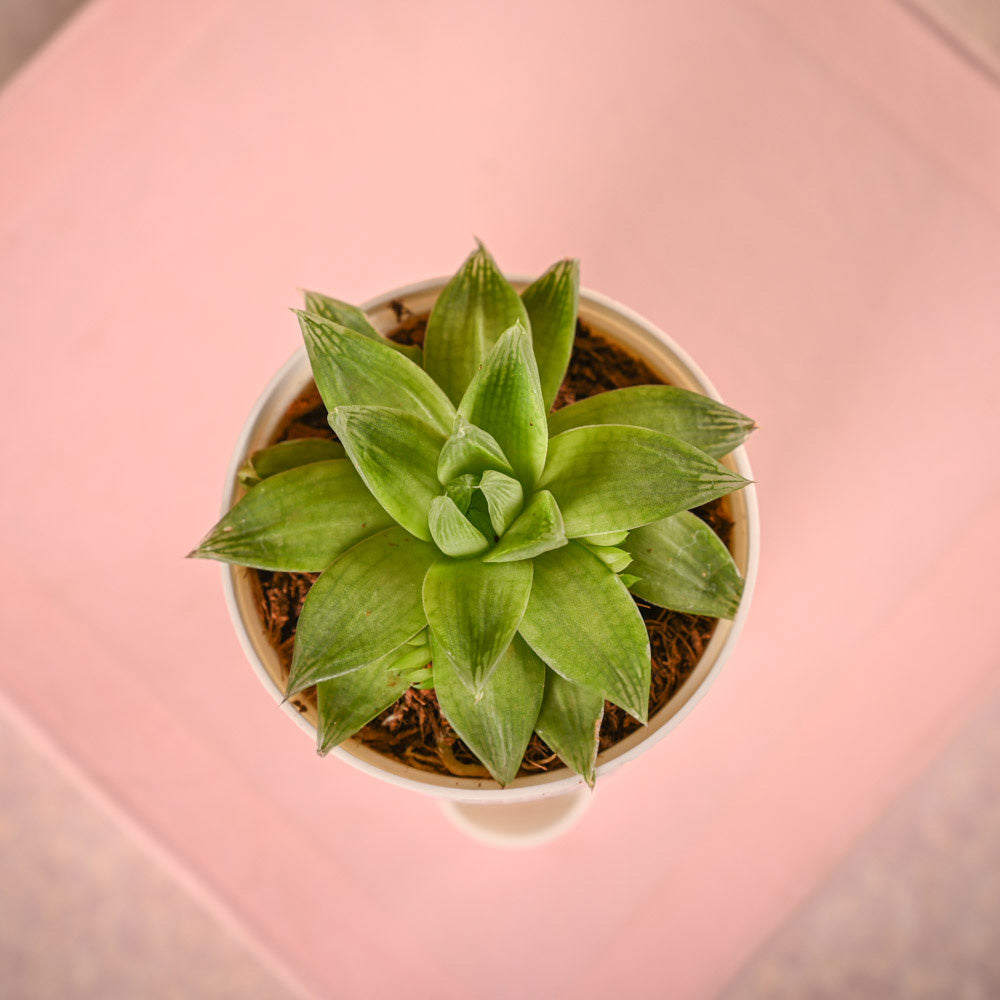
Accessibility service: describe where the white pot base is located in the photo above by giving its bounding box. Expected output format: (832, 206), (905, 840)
(439, 787), (592, 848)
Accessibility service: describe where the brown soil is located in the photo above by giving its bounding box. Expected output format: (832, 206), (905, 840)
(251, 314), (733, 780)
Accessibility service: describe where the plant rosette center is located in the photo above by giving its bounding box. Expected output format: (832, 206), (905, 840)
(192, 243), (755, 788)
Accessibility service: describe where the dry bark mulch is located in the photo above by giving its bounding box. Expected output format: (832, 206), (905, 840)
(252, 314), (733, 779)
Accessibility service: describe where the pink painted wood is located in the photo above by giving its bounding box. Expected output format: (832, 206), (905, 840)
(2, 1), (999, 996)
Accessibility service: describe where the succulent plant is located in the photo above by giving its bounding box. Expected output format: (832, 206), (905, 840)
(192, 244), (754, 786)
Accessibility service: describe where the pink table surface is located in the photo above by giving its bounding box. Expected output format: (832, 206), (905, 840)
(2, 1), (1000, 997)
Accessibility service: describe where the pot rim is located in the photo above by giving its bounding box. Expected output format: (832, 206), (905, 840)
(221, 276), (759, 803)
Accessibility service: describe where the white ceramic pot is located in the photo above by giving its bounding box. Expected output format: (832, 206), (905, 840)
(220, 277), (759, 841)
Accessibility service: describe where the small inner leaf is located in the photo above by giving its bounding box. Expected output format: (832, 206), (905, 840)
(580, 543), (633, 574)
(444, 474), (477, 514)
(428, 495), (490, 558)
(623, 511), (744, 618)
(457, 323), (548, 489)
(521, 259), (580, 411)
(239, 438), (345, 486)
(287, 527), (437, 695)
(423, 242), (530, 406)
(437, 413), (514, 483)
(330, 405), (446, 542)
(432, 634), (545, 787)
(423, 557), (533, 695)
(478, 470), (524, 536)
(303, 290), (422, 364)
(464, 492), (495, 540)
(547, 384), (756, 459)
(580, 529), (629, 547)
(297, 311), (454, 433)
(393, 643), (434, 682)
(483, 490), (567, 563)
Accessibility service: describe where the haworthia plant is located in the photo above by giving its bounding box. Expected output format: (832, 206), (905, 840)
(191, 243), (756, 787)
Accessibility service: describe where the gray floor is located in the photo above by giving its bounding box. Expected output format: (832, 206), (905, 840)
(0, 0), (88, 85)
(0, 4), (293, 994)
(2, 1), (1000, 997)
(907, 0), (1000, 79)
(0, 719), (299, 1000)
(723, 686), (1000, 999)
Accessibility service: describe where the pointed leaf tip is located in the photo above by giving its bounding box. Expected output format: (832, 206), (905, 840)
(423, 558), (533, 695)
(433, 633), (545, 786)
(300, 291), (423, 364)
(534, 669), (604, 787)
(519, 542), (650, 724)
(315, 651), (412, 755)
(457, 324), (547, 489)
(286, 527), (436, 695)
(521, 258), (580, 410)
(624, 511), (744, 618)
(193, 461), (393, 572)
(540, 425), (749, 537)
(423, 245), (529, 405)
(299, 311), (453, 432)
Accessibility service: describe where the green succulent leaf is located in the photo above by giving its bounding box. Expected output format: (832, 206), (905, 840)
(580, 544), (633, 574)
(534, 670), (605, 787)
(432, 633), (545, 786)
(297, 312), (454, 434)
(444, 474), (477, 514)
(423, 243), (530, 405)
(457, 323), (548, 489)
(190, 460), (392, 572)
(520, 259), (580, 410)
(539, 425), (749, 537)
(428, 495), (490, 557)
(302, 290), (423, 364)
(464, 492), (495, 540)
(580, 529), (629, 546)
(286, 527), (436, 696)
(519, 541), (650, 722)
(478, 470), (524, 536)
(238, 438), (345, 486)
(423, 557), (533, 695)
(406, 668), (434, 689)
(548, 385), (755, 459)
(437, 414), (514, 483)
(618, 573), (640, 589)
(482, 489), (566, 563)
(316, 651), (413, 755)
(330, 406), (446, 542)
(390, 640), (435, 675)
(623, 511), (744, 618)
